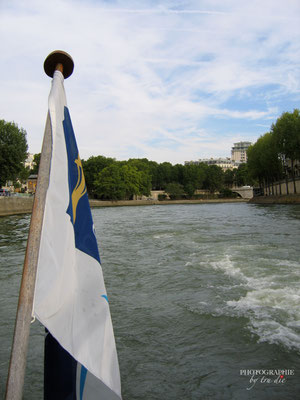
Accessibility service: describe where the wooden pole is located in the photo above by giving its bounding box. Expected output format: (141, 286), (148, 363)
(5, 51), (74, 400)
(5, 112), (52, 400)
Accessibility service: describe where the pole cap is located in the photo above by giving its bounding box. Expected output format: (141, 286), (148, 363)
(44, 50), (74, 79)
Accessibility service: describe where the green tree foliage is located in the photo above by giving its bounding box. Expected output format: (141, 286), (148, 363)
(247, 141), (264, 186)
(31, 153), (41, 174)
(235, 163), (255, 187)
(224, 169), (235, 187)
(271, 109), (300, 193)
(146, 160), (160, 189)
(172, 164), (185, 186)
(94, 164), (124, 200)
(165, 182), (185, 199)
(203, 165), (224, 193)
(83, 155), (233, 199)
(247, 132), (283, 193)
(0, 120), (28, 186)
(82, 155), (115, 197)
(127, 158), (152, 196)
(19, 166), (31, 184)
(94, 163), (146, 200)
(272, 109), (300, 162)
(156, 162), (174, 189)
(182, 163), (206, 197)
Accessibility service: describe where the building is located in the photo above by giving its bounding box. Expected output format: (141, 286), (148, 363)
(185, 157), (237, 171)
(231, 141), (252, 164)
(27, 174), (38, 193)
(185, 141), (252, 170)
(25, 153), (34, 170)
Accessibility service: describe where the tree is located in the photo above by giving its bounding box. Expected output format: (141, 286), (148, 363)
(94, 163), (125, 200)
(0, 120), (28, 187)
(156, 162), (173, 189)
(127, 158), (152, 196)
(120, 164), (145, 199)
(82, 155), (115, 197)
(247, 132), (282, 194)
(30, 153), (41, 174)
(203, 165), (224, 193)
(19, 166), (31, 184)
(182, 163), (206, 196)
(247, 141), (264, 188)
(235, 163), (254, 187)
(94, 163), (146, 200)
(147, 160), (160, 190)
(165, 182), (185, 199)
(271, 109), (300, 193)
(224, 169), (235, 187)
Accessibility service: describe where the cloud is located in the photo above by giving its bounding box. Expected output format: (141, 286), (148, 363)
(0, 0), (299, 164)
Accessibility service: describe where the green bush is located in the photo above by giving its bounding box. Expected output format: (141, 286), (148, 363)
(158, 194), (167, 201)
(218, 188), (238, 198)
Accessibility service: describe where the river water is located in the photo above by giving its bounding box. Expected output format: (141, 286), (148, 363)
(0, 203), (300, 399)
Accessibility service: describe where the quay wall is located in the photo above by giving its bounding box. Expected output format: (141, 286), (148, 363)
(2, 195), (299, 217)
(249, 194), (300, 204)
(0, 197), (34, 216)
(262, 177), (300, 196)
(0, 197), (248, 217)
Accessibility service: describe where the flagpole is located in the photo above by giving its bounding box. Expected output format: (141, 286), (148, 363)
(5, 51), (74, 400)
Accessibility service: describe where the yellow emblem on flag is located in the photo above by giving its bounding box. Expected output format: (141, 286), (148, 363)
(71, 157), (87, 224)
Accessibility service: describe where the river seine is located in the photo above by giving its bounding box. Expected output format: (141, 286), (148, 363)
(1, 203), (300, 399)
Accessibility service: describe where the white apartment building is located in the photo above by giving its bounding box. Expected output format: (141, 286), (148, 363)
(185, 157), (236, 171)
(185, 141), (252, 170)
(24, 153), (34, 170)
(231, 141), (252, 164)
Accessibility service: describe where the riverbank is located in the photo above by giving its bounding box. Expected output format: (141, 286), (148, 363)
(0, 197), (248, 217)
(0, 197), (34, 216)
(89, 198), (248, 208)
(249, 194), (300, 204)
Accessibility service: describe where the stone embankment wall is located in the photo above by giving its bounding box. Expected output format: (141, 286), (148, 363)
(0, 197), (248, 217)
(0, 197), (34, 216)
(263, 178), (300, 196)
(250, 177), (300, 204)
(249, 194), (300, 204)
(89, 198), (248, 208)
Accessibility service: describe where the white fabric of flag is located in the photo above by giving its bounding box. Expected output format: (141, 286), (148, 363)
(33, 70), (121, 399)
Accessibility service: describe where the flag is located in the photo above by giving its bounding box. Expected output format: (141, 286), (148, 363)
(33, 70), (122, 399)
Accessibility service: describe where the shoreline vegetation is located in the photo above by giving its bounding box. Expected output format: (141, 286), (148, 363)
(1, 195), (300, 217)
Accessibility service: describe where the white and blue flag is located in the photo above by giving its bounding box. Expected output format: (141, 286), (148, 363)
(33, 70), (121, 399)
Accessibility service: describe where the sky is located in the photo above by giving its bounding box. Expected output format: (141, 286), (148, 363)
(0, 0), (299, 164)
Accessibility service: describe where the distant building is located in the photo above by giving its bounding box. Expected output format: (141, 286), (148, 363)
(231, 141), (252, 164)
(25, 153), (34, 170)
(185, 140), (252, 170)
(185, 157), (236, 171)
(27, 174), (38, 193)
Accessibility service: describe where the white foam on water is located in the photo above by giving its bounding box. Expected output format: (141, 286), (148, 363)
(250, 319), (300, 351)
(210, 255), (246, 281)
(227, 287), (300, 351)
(202, 252), (300, 351)
(153, 233), (174, 239)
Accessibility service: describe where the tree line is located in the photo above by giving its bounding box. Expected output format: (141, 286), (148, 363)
(0, 120), (28, 188)
(3, 108), (298, 199)
(0, 117), (252, 199)
(247, 109), (300, 194)
(81, 156), (250, 200)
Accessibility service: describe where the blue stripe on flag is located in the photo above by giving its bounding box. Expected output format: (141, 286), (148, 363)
(101, 294), (109, 303)
(63, 107), (101, 263)
(80, 365), (88, 400)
